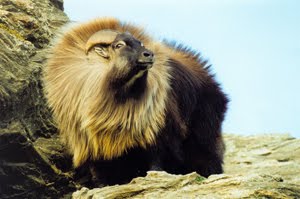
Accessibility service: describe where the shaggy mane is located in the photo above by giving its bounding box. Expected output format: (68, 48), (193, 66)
(44, 17), (172, 167)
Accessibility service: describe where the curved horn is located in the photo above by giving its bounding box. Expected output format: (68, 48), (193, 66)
(85, 30), (119, 54)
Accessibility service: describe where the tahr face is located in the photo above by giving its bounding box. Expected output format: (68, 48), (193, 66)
(106, 33), (155, 100)
(88, 31), (155, 101)
(111, 33), (154, 72)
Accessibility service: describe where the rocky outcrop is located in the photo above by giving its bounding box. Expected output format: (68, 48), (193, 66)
(74, 172), (300, 199)
(0, 0), (67, 138)
(0, 0), (75, 198)
(73, 134), (300, 199)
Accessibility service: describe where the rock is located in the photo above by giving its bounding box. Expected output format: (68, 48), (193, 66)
(0, 0), (68, 139)
(224, 134), (300, 185)
(0, 0), (76, 198)
(0, 122), (75, 198)
(73, 134), (300, 198)
(73, 171), (300, 199)
(34, 135), (73, 173)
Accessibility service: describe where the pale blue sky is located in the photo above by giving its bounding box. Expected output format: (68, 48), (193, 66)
(64, 0), (300, 138)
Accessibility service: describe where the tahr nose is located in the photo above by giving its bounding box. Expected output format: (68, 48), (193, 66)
(142, 50), (154, 58)
(138, 49), (154, 64)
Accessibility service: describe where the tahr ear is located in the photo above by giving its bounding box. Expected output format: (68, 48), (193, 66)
(94, 46), (109, 59)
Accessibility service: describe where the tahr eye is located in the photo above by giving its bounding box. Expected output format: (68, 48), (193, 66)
(115, 42), (126, 49)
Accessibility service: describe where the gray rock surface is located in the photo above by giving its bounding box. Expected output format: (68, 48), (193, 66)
(74, 172), (299, 199)
(224, 134), (300, 185)
(73, 134), (300, 199)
